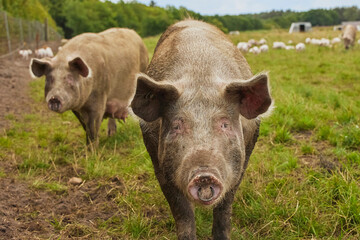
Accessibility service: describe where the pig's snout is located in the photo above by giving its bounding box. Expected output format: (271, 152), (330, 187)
(188, 173), (222, 205)
(48, 96), (62, 112)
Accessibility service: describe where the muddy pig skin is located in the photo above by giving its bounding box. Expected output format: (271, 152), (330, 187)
(131, 20), (272, 239)
(30, 28), (148, 145)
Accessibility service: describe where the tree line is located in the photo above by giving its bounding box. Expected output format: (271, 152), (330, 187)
(1, 0), (360, 39)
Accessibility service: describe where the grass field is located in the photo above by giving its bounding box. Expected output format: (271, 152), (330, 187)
(1, 27), (360, 239)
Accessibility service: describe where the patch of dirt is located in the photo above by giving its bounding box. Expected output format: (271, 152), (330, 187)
(0, 176), (125, 239)
(0, 57), (33, 130)
(0, 41), (61, 130)
(293, 131), (341, 172)
(0, 45), (127, 239)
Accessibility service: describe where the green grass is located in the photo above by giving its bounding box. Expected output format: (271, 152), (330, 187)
(1, 26), (360, 239)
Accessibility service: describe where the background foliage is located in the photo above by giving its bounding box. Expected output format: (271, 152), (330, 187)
(1, 0), (360, 38)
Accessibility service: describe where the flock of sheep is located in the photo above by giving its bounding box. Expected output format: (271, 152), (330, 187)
(18, 24), (359, 60)
(18, 46), (54, 60)
(237, 24), (358, 54)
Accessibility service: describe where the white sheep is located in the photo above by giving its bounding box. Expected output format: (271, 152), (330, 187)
(310, 38), (321, 45)
(249, 46), (260, 54)
(35, 47), (54, 58)
(320, 38), (330, 47)
(285, 45), (295, 50)
(237, 42), (250, 53)
(305, 37), (311, 44)
(45, 47), (54, 57)
(295, 43), (306, 51)
(331, 37), (341, 44)
(259, 44), (269, 52)
(248, 39), (258, 47)
(259, 38), (267, 45)
(19, 49), (32, 60)
(273, 41), (286, 49)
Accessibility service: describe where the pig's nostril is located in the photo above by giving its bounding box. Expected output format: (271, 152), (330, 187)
(48, 97), (62, 112)
(188, 174), (223, 205)
(197, 186), (214, 202)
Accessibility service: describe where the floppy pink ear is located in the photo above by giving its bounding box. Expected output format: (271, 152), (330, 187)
(131, 74), (181, 122)
(225, 73), (272, 119)
(30, 58), (51, 77)
(69, 57), (90, 77)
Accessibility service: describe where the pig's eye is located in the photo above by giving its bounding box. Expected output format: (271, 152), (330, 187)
(171, 119), (184, 135)
(218, 118), (232, 132)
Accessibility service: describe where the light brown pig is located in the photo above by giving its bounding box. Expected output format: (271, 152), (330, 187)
(30, 28), (148, 145)
(131, 20), (272, 239)
(342, 24), (357, 49)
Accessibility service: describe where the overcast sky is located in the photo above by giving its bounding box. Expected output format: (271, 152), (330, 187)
(120, 0), (360, 15)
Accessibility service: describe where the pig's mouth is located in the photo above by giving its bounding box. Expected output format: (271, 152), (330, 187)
(188, 173), (223, 206)
(48, 96), (63, 112)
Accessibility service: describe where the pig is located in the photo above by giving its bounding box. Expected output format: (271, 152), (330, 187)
(342, 24), (356, 49)
(30, 28), (148, 145)
(131, 19), (272, 239)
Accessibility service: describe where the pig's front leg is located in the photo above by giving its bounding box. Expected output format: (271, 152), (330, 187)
(160, 183), (197, 240)
(72, 110), (86, 131)
(212, 189), (236, 240)
(79, 109), (103, 147)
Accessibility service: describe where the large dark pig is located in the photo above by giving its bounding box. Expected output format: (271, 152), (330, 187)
(131, 20), (272, 239)
(30, 28), (148, 145)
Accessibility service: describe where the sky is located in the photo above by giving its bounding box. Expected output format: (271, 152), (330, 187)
(120, 0), (360, 15)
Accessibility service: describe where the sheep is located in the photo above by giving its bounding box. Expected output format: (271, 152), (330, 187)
(35, 46), (54, 58)
(305, 37), (311, 44)
(310, 38), (321, 45)
(45, 47), (54, 57)
(259, 44), (269, 53)
(295, 43), (306, 51)
(237, 42), (250, 53)
(249, 46), (261, 54)
(248, 39), (258, 47)
(342, 24), (356, 49)
(331, 37), (341, 44)
(285, 45), (295, 50)
(273, 41), (286, 49)
(320, 38), (330, 47)
(35, 48), (45, 58)
(19, 49), (32, 60)
(259, 38), (267, 45)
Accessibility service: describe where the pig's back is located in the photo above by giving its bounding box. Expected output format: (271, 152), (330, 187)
(148, 20), (252, 83)
(61, 28), (143, 64)
(58, 28), (147, 103)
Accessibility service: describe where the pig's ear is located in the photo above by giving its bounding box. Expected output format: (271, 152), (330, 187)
(131, 73), (181, 122)
(69, 57), (91, 78)
(30, 58), (51, 78)
(224, 73), (272, 119)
